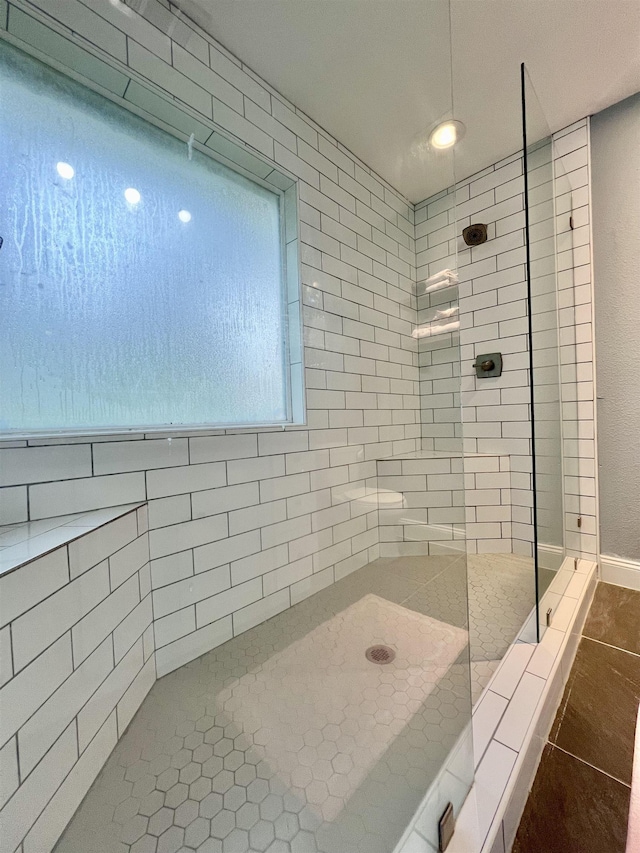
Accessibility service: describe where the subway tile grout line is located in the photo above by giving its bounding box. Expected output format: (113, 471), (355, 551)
(0, 595), (150, 760)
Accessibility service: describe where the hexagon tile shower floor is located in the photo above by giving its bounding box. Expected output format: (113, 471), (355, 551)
(55, 553), (532, 853)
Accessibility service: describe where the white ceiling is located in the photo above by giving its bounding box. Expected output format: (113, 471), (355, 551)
(176, 0), (640, 203)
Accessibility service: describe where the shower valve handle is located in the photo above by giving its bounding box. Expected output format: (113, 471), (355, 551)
(473, 352), (503, 378)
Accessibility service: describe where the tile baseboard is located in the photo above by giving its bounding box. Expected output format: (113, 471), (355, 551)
(600, 554), (640, 591)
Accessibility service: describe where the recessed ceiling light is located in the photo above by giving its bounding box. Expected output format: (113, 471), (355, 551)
(124, 187), (141, 205)
(178, 210), (192, 223)
(429, 120), (466, 150)
(56, 162), (75, 179)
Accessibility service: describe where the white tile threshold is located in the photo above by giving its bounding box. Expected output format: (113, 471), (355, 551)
(396, 556), (597, 853)
(0, 503), (144, 576)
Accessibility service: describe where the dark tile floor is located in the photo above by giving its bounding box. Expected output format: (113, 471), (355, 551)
(513, 581), (640, 853)
(550, 637), (639, 785)
(583, 582), (640, 656)
(513, 744), (630, 853)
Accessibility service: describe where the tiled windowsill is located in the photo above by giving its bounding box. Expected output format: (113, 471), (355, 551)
(0, 503), (144, 577)
(396, 557), (597, 853)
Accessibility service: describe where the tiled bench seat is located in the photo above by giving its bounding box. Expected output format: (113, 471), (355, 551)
(0, 503), (154, 853)
(377, 450), (515, 556)
(0, 504), (146, 577)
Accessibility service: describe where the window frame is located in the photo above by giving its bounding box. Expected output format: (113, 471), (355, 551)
(0, 32), (305, 440)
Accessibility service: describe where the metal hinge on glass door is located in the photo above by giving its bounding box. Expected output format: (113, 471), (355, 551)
(438, 802), (455, 851)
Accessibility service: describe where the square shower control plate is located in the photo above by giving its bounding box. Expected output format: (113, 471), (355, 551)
(474, 352), (503, 378)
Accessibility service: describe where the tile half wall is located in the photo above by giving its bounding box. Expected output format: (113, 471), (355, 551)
(0, 506), (154, 853)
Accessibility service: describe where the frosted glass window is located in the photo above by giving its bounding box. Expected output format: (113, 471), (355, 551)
(0, 44), (296, 434)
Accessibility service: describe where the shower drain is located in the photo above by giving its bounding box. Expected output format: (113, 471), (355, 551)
(365, 645), (396, 665)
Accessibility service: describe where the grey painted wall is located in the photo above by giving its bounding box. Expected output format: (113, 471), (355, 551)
(591, 93), (640, 562)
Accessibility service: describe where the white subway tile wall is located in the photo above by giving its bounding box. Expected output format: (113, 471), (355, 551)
(377, 453), (466, 557)
(553, 121), (598, 561)
(415, 119), (595, 561)
(0, 2), (597, 849)
(0, 509), (154, 853)
(0, 0), (421, 681)
(416, 155), (533, 557)
(0, 5), (596, 654)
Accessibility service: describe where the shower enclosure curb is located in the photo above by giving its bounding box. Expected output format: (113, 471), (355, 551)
(397, 557), (597, 853)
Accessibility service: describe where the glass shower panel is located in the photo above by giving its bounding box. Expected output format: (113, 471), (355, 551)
(521, 65), (567, 640)
(375, 3), (474, 846)
(405, 210), (472, 846)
